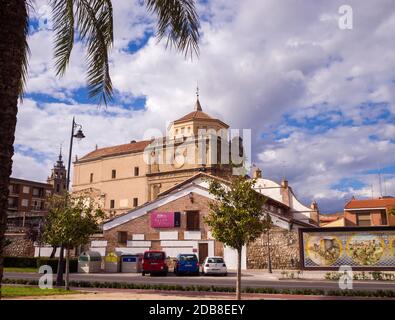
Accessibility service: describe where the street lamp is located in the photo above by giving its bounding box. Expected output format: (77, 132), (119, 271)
(66, 117), (85, 191)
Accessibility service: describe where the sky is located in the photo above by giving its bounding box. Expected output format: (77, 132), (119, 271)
(13, 0), (395, 214)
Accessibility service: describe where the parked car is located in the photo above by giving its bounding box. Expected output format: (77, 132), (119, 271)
(174, 254), (200, 276)
(142, 251), (168, 276)
(202, 256), (227, 276)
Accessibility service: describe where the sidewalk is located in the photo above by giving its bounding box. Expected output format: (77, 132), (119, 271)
(235, 269), (330, 281)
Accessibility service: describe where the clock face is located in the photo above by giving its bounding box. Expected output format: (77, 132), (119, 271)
(173, 148), (186, 169)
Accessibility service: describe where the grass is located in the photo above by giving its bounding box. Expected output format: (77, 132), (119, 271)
(4, 267), (37, 273)
(1, 285), (78, 298)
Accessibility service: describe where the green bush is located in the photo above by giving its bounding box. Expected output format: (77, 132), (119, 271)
(4, 257), (37, 268)
(36, 258), (78, 273)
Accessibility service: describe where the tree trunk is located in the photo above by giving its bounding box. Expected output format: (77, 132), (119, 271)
(50, 246), (57, 259)
(65, 248), (70, 290)
(56, 245), (65, 286)
(236, 247), (242, 300)
(0, 0), (28, 299)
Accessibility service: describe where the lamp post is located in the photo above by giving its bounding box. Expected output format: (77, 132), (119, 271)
(56, 117), (85, 287)
(66, 117), (85, 191)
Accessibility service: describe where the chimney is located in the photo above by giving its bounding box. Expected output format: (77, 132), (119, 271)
(281, 179), (290, 207)
(310, 200), (320, 225)
(253, 167), (262, 179)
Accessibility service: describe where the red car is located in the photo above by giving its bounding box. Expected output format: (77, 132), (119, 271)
(142, 251), (168, 276)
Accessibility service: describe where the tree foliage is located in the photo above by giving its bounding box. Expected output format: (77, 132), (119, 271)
(205, 176), (270, 251)
(42, 193), (104, 250)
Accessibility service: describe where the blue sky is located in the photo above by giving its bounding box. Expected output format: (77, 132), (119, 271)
(12, 0), (395, 214)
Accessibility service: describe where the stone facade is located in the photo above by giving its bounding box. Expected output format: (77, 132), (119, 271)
(247, 226), (300, 270)
(4, 233), (35, 257)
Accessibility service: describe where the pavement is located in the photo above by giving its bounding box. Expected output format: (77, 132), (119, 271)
(4, 270), (395, 292)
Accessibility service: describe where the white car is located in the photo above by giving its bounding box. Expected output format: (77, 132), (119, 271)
(202, 256), (227, 276)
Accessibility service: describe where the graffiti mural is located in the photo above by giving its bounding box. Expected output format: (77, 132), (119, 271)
(299, 227), (395, 270)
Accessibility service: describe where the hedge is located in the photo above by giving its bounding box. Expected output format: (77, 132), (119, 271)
(4, 257), (37, 268)
(4, 257), (78, 273)
(2, 278), (395, 298)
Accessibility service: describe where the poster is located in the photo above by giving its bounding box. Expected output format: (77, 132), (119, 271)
(300, 228), (395, 269)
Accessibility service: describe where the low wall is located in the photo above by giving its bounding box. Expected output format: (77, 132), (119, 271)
(4, 233), (35, 257)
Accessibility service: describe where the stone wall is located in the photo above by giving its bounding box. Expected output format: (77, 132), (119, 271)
(247, 226), (300, 270)
(4, 233), (35, 257)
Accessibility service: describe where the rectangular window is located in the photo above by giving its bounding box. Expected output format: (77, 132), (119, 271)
(134, 167), (139, 176)
(110, 199), (115, 209)
(21, 199), (29, 207)
(133, 198), (138, 207)
(90, 173), (94, 183)
(117, 231), (127, 245)
(357, 213), (371, 226)
(186, 211), (200, 230)
(111, 170), (116, 179)
(32, 188), (40, 196)
(22, 186), (30, 194)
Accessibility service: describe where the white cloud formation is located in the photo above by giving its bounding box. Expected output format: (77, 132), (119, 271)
(13, 0), (395, 213)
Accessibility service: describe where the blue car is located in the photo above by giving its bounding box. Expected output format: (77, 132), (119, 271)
(174, 254), (200, 276)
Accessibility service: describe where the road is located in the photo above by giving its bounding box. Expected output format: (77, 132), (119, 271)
(4, 272), (395, 292)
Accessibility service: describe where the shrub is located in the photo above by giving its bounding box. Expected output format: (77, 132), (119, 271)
(4, 256), (37, 268)
(36, 258), (78, 273)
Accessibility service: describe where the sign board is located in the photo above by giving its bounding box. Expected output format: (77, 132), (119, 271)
(299, 227), (395, 270)
(151, 212), (179, 228)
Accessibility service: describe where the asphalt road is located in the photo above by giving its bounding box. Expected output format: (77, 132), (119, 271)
(4, 272), (395, 292)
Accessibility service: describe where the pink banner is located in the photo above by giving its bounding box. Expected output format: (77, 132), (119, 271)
(151, 212), (175, 228)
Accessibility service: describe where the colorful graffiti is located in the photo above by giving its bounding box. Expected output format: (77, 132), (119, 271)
(301, 229), (395, 269)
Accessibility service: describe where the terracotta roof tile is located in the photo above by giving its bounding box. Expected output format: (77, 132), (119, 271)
(345, 198), (395, 209)
(79, 140), (152, 162)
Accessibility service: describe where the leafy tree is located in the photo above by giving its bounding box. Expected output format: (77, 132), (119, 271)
(42, 193), (104, 290)
(0, 0), (199, 296)
(205, 175), (269, 300)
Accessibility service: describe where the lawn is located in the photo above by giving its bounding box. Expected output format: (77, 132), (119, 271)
(1, 285), (78, 298)
(4, 267), (38, 273)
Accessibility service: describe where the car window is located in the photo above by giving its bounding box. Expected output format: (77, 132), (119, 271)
(179, 255), (197, 261)
(144, 252), (164, 260)
(207, 258), (224, 263)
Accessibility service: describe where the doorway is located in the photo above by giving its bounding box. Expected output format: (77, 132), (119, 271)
(198, 243), (208, 264)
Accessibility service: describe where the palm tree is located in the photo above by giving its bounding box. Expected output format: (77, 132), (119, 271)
(0, 0), (199, 295)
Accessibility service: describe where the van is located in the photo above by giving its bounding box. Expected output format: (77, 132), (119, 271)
(142, 251), (168, 276)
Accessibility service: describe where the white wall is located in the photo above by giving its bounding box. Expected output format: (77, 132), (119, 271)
(223, 246), (247, 270)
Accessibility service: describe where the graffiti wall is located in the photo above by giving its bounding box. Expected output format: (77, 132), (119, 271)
(299, 227), (395, 270)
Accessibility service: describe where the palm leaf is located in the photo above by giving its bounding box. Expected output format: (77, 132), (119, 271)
(50, 0), (114, 105)
(18, 1), (32, 99)
(146, 0), (200, 59)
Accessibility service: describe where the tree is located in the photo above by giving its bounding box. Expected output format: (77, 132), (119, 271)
(0, 0), (199, 297)
(205, 175), (270, 300)
(42, 193), (104, 290)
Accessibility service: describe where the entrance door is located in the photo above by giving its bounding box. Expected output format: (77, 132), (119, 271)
(198, 243), (208, 264)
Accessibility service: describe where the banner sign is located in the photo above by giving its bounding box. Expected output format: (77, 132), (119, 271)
(299, 227), (395, 270)
(151, 212), (175, 228)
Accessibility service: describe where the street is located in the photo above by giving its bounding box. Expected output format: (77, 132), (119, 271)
(4, 271), (395, 292)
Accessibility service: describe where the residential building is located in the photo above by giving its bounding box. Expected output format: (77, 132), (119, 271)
(6, 178), (53, 231)
(319, 212), (345, 227)
(344, 197), (395, 226)
(72, 97), (236, 217)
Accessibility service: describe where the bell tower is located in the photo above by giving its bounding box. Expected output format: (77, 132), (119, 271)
(47, 146), (67, 195)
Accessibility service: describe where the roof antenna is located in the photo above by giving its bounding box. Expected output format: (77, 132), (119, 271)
(196, 81), (199, 100)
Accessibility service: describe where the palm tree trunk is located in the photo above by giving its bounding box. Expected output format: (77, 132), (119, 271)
(236, 247), (242, 300)
(0, 0), (28, 299)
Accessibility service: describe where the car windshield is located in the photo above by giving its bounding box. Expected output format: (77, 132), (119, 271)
(207, 258), (224, 263)
(144, 252), (164, 260)
(179, 255), (197, 261)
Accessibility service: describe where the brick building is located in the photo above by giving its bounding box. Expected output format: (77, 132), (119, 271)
(92, 173), (316, 269)
(344, 197), (395, 226)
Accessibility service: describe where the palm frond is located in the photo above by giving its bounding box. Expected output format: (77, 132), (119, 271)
(18, 1), (31, 100)
(51, 0), (75, 77)
(75, 0), (114, 105)
(146, 0), (200, 59)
